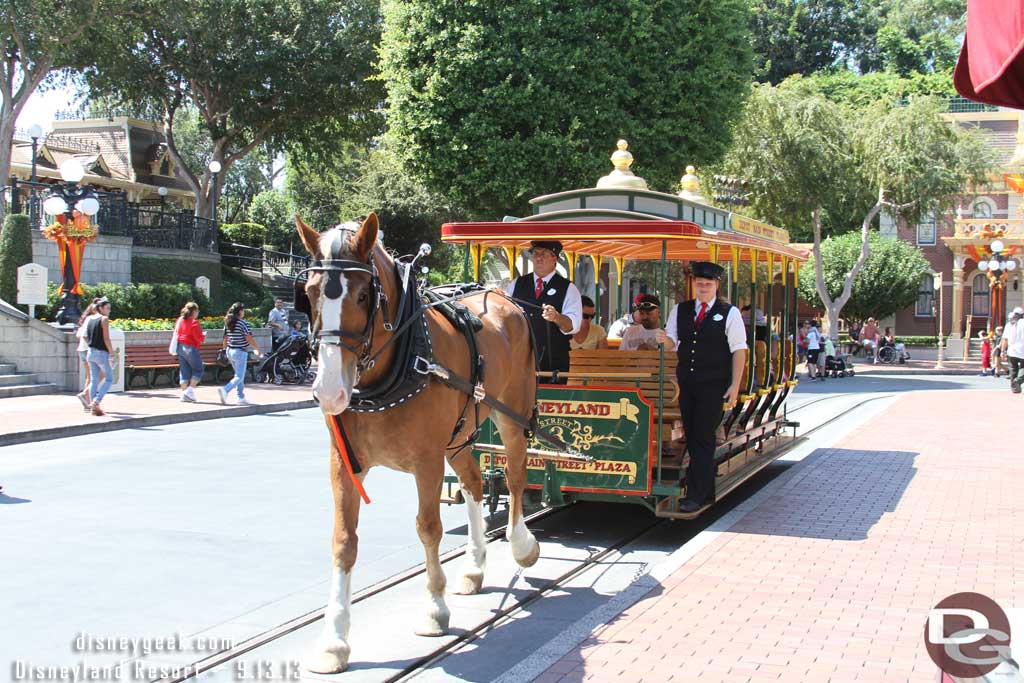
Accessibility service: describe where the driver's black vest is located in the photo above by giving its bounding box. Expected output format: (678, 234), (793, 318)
(676, 299), (734, 385)
(511, 273), (571, 372)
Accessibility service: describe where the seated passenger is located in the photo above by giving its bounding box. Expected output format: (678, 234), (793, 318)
(607, 294), (646, 340)
(570, 295), (609, 350)
(619, 294), (663, 350)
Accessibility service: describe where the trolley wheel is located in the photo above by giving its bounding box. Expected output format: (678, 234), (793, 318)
(256, 371), (269, 383)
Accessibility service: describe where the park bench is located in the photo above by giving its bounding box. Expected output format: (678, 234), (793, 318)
(125, 341), (256, 389)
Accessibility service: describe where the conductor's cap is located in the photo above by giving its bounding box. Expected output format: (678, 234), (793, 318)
(530, 240), (563, 255)
(690, 261), (725, 281)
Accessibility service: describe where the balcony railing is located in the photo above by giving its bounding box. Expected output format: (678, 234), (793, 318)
(6, 177), (216, 252)
(953, 218), (1024, 238)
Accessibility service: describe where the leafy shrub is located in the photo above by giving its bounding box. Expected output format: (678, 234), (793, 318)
(133, 256), (221, 301)
(217, 265), (274, 317)
(111, 316), (266, 331)
(0, 214), (33, 308)
(219, 222), (267, 247)
(37, 282), (212, 320)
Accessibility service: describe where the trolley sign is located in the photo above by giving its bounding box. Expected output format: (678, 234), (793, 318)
(474, 386), (654, 495)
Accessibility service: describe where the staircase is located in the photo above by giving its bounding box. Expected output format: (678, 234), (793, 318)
(0, 360), (60, 399)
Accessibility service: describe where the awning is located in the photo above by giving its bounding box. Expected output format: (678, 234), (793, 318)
(954, 0), (1024, 108)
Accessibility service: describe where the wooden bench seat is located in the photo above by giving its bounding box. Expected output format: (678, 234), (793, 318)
(125, 340), (255, 388)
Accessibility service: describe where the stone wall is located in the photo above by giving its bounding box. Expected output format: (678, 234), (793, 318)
(32, 234), (134, 285)
(0, 300), (78, 389)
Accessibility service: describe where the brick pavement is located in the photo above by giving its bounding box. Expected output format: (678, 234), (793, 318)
(531, 389), (1023, 683)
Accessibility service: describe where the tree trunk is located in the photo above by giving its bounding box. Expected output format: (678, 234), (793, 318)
(811, 190), (885, 341)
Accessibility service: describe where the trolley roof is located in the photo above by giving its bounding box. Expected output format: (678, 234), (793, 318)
(440, 219), (807, 262)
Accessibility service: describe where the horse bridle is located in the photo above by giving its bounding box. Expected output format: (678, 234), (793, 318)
(297, 227), (394, 376)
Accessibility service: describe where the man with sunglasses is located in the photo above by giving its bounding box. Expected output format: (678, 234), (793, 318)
(506, 240), (583, 382)
(571, 296), (609, 350)
(619, 294), (663, 350)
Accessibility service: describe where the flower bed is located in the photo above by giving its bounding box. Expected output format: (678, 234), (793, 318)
(113, 316), (267, 331)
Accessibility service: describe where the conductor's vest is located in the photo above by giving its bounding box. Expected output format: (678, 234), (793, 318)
(511, 273), (571, 372)
(675, 299), (734, 385)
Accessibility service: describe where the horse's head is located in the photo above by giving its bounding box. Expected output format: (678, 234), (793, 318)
(295, 213), (381, 415)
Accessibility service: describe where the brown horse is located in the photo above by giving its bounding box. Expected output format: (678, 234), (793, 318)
(295, 213), (541, 673)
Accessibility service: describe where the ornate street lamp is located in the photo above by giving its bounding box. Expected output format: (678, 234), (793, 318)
(158, 185), (168, 214)
(208, 160), (222, 225)
(28, 124), (43, 226)
(977, 239), (1018, 328)
(711, 175), (751, 207)
(41, 159), (100, 325)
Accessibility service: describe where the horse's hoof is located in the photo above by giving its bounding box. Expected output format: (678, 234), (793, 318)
(513, 538), (541, 568)
(415, 610), (450, 637)
(306, 638), (350, 674)
(455, 568), (484, 595)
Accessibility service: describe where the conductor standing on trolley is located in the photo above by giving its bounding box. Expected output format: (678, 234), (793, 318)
(659, 261), (747, 512)
(506, 240), (583, 382)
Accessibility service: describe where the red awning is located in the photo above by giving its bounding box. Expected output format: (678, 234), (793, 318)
(955, 0), (1024, 108)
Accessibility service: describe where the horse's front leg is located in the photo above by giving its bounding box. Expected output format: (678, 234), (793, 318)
(306, 453), (362, 674)
(495, 416), (540, 567)
(414, 469), (451, 636)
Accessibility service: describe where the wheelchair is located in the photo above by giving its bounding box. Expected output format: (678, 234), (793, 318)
(878, 342), (909, 364)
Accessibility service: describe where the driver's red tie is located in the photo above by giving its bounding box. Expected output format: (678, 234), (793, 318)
(535, 277), (544, 299)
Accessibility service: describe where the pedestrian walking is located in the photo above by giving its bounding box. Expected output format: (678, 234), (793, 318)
(218, 302), (262, 406)
(796, 321), (809, 368)
(978, 329), (993, 377)
(806, 320), (822, 380)
(84, 297), (114, 416)
(1001, 307), (1024, 393)
(992, 325), (1005, 377)
(74, 298), (101, 411)
(173, 302), (207, 402)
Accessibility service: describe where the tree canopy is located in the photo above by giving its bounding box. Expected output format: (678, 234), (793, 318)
(797, 232), (932, 322)
(715, 84), (995, 335)
(81, 0), (382, 218)
(379, 0), (753, 219)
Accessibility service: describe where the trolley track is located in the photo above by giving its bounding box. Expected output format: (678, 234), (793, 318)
(152, 392), (886, 683)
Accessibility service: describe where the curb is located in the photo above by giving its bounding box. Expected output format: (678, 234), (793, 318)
(855, 369), (980, 376)
(0, 399), (318, 448)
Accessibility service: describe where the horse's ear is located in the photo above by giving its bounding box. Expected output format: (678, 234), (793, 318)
(295, 215), (321, 256)
(353, 212), (379, 261)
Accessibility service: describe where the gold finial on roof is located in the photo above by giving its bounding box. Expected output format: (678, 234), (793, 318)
(597, 139), (648, 190)
(678, 165), (704, 201)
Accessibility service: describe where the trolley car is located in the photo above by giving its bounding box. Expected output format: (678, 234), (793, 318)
(439, 155), (807, 519)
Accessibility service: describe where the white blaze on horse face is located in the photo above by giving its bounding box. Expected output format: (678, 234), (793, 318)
(312, 231), (360, 414)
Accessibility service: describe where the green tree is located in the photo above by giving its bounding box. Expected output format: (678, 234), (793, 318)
(0, 213), (32, 307)
(0, 0), (130, 220)
(716, 85), (995, 338)
(749, 0), (863, 84)
(379, 0), (753, 219)
(797, 232), (931, 322)
(82, 0), (381, 218)
(247, 190), (293, 252)
(284, 143), (370, 233)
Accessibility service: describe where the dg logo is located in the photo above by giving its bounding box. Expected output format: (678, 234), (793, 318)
(924, 592), (1012, 678)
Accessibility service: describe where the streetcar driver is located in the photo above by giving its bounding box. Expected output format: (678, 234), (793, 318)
(506, 240), (583, 384)
(657, 261), (747, 513)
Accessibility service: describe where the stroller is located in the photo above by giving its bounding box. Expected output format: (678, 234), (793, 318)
(255, 333), (315, 385)
(825, 353), (856, 377)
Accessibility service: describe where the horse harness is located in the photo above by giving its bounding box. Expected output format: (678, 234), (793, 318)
(297, 230), (569, 464)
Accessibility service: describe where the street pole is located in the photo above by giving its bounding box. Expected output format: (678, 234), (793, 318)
(29, 124), (42, 226)
(935, 272), (945, 370)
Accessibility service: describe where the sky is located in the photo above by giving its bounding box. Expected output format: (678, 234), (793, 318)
(16, 85), (82, 133)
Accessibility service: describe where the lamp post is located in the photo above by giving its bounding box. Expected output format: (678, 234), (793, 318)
(28, 124), (43, 226)
(978, 239), (1018, 327)
(158, 185), (168, 214)
(42, 159), (100, 326)
(208, 160), (222, 225)
(933, 272), (945, 370)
